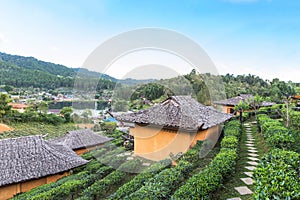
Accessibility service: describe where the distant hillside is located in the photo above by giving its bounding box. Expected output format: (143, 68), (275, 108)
(118, 78), (156, 85)
(0, 52), (155, 89)
(0, 52), (75, 77)
(0, 61), (73, 88)
(73, 68), (117, 81)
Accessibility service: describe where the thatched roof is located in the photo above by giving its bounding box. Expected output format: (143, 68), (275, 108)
(0, 136), (88, 187)
(213, 94), (253, 106)
(260, 101), (276, 107)
(50, 129), (113, 150)
(115, 96), (232, 131)
(214, 94), (275, 107)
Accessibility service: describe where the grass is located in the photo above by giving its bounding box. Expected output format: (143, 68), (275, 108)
(212, 119), (269, 200)
(0, 122), (78, 140)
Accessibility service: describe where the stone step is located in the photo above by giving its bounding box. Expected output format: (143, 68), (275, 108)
(240, 177), (254, 185)
(227, 198), (242, 200)
(245, 143), (255, 147)
(248, 153), (259, 157)
(234, 186), (253, 195)
(247, 147), (257, 150)
(245, 166), (256, 171)
(248, 149), (258, 153)
(244, 171), (253, 177)
(247, 161), (259, 166)
(248, 157), (259, 161)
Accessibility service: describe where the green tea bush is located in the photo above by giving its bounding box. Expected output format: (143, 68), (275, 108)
(128, 160), (193, 200)
(224, 120), (241, 139)
(253, 149), (300, 200)
(221, 136), (238, 149)
(171, 120), (241, 200)
(172, 149), (238, 200)
(80, 159), (147, 199)
(179, 140), (203, 165)
(108, 159), (172, 200)
(266, 131), (295, 149)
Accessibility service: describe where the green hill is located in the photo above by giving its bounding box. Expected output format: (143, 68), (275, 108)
(0, 52), (155, 89)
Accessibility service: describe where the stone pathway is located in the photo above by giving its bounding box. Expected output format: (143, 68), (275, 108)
(228, 122), (260, 200)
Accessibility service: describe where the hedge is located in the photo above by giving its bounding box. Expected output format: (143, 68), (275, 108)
(171, 149), (238, 199)
(127, 160), (193, 200)
(79, 159), (145, 199)
(253, 149), (300, 200)
(12, 146), (128, 200)
(171, 120), (241, 200)
(221, 136), (238, 149)
(254, 114), (299, 199)
(179, 140), (204, 165)
(22, 166), (113, 200)
(224, 120), (241, 139)
(108, 159), (172, 200)
(257, 114), (295, 149)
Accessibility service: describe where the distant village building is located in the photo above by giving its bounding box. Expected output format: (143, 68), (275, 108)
(213, 94), (275, 114)
(0, 136), (88, 199)
(50, 129), (113, 155)
(8, 103), (28, 113)
(116, 96), (232, 161)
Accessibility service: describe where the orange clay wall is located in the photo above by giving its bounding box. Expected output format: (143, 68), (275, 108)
(75, 146), (100, 155)
(130, 124), (221, 161)
(0, 172), (69, 200)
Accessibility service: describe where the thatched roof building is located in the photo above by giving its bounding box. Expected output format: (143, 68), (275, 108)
(50, 129), (113, 150)
(214, 94), (275, 107)
(0, 135), (88, 187)
(213, 94), (253, 106)
(116, 96), (232, 131)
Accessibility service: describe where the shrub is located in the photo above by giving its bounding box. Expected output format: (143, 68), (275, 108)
(253, 149), (300, 200)
(81, 170), (126, 199)
(180, 140), (203, 165)
(224, 120), (241, 139)
(128, 160), (193, 200)
(171, 120), (240, 200)
(101, 122), (117, 134)
(266, 131), (295, 149)
(172, 149), (237, 200)
(261, 120), (281, 135)
(221, 136), (238, 149)
(108, 159), (172, 200)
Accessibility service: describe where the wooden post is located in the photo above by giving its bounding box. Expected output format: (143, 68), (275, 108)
(239, 108), (243, 124)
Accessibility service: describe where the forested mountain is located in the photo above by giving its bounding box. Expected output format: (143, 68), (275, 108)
(0, 52), (75, 77)
(0, 51), (297, 102)
(0, 61), (73, 88)
(0, 52), (155, 89)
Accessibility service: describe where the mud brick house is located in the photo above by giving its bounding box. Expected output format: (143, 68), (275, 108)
(50, 129), (113, 155)
(214, 94), (275, 114)
(0, 136), (88, 200)
(116, 96), (232, 161)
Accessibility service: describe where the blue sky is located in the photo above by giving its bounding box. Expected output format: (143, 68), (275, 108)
(0, 0), (299, 81)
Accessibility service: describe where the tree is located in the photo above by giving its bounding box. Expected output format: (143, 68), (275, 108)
(113, 99), (128, 112)
(60, 107), (73, 123)
(37, 101), (49, 114)
(253, 94), (264, 120)
(234, 100), (250, 123)
(0, 93), (12, 120)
